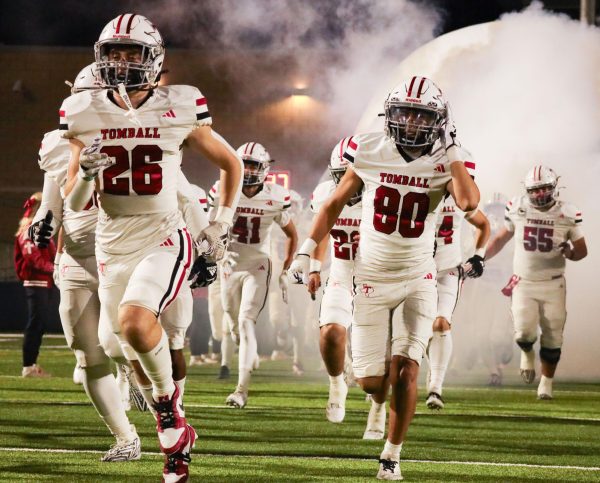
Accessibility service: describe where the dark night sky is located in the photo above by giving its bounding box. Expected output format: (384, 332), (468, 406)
(0, 0), (577, 49)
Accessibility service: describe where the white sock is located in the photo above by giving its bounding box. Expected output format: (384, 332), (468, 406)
(239, 319), (257, 372)
(329, 374), (345, 387)
(136, 330), (175, 400)
(428, 330), (452, 395)
(175, 377), (186, 398)
(538, 375), (553, 394)
(520, 348), (535, 370)
(221, 332), (234, 368)
(83, 365), (135, 441)
(382, 440), (402, 460)
(237, 369), (251, 393)
(139, 383), (158, 419)
(115, 364), (130, 405)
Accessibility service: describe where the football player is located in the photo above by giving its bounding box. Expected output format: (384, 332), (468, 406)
(61, 14), (242, 482)
(29, 63), (141, 461)
(290, 76), (480, 480)
(306, 138), (375, 427)
(484, 166), (587, 399)
(425, 195), (490, 410)
(209, 142), (298, 409)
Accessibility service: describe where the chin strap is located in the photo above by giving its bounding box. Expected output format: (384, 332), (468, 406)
(117, 83), (143, 127)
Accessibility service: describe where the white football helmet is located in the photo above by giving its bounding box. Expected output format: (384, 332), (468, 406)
(384, 76), (446, 149)
(71, 63), (101, 94)
(237, 142), (271, 186)
(329, 137), (362, 206)
(94, 13), (165, 90)
(524, 165), (558, 207)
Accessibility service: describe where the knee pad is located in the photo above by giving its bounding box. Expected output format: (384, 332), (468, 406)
(540, 347), (561, 364)
(84, 362), (113, 380)
(516, 339), (535, 352)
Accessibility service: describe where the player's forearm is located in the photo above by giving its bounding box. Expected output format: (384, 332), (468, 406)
(484, 231), (512, 260)
(569, 239), (587, 261)
(32, 174), (64, 230)
(467, 211), (490, 251)
(281, 223), (298, 270)
(66, 175), (95, 212)
(450, 162), (479, 212)
(307, 199), (345, 249)
(312, 235), (329, 262)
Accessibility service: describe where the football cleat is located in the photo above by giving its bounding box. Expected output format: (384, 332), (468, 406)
(363, 401), (386, 440)
(225, 390), (248, 409)
(129, 382), (149, 412)
(326, 379), (348, 424)
(153, 385), (189, 455)
(217, 365), (230, 380)
(162, 425), (197, 483)
(101, 429), (141, 462)
(22, 364), (50, 378)
(488, 373), (502, 387)
(377, 458), (403, 480)
(426, 392), (445, 410)
(520, 369), (536, 384)
(292, 362), (304, 376)
(72, 364), (84, 385)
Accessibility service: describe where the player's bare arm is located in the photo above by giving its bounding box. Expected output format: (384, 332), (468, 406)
(463, 209), (491, 278)
(289, 169), (363, 283)
(484, 226), (514, 260)
(280, 220), (298, 271)
(185, 126), (242, 211)
(446, 162), (480, 212)
(560, 237), (587, 261)
(308, 235), (328, 295)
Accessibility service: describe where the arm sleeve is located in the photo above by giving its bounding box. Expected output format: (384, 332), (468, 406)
(66, 175), (95, 212)
(31, 173), (64, 230)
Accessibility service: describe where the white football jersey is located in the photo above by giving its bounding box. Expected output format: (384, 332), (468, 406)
(38, 130), (98, 258)
(505, 196), (583, 281)
(311, 180), (361, 284)
(344, 133), (475, 281)
(434, 196), (465, 272)
(59, 85), (212, 255)
(209, 181), (291, 267)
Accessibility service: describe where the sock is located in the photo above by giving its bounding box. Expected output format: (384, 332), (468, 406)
(428, 330), (452, 395)
(83, 365), (135, 441)
(136, 330), (175, 400)
(520, 348), (535, 370)
(238, 319), (257, 373)
(329, 374), (345, 387)
(221, 332), (234, 368)
(139, 383), (158, 419)
(115, 364), (130, 405)
(538, 374), (553, 394)
(174, 377), (186, 398)
(382, 440), (403, 461)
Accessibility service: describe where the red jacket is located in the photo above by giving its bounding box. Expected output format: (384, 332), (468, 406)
(14, 231), (56, 288)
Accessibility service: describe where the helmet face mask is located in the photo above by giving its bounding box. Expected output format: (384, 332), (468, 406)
(94, 14), (165, 90)
(524, 165), (558, 208)
(384, 76), (446, 150)
(243, 158), (270, 186)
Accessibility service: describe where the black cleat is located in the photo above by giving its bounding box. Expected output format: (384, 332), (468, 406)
(217, 365), (230, 380)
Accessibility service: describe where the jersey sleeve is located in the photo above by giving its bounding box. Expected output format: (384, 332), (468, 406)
(343, 136), (358, 166)
(310, 181), (334, 214)
(58, 92), (91, 140)
(274, 187), (292, 227)
(562, 203), (584, 241)
(38, 130), (70, 188)
(193, 88), (212, 127)
(504, 197), (519, 232)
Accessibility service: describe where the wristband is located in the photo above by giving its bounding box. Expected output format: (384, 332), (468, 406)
(309, 259), (322, 273)
(298, 238), (318, 256)
(475, 248), (486, 258)
(215, 206), (235, 227)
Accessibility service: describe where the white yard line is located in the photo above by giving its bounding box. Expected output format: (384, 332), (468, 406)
(0, 447), (597, 471)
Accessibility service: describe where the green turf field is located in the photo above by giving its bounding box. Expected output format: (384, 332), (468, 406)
(0, 335), (599, 482)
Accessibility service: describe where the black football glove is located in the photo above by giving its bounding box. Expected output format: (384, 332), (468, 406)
(464, 254), (485, 278)
(28, 211), (54, 248)
(188, 255), (218, 289)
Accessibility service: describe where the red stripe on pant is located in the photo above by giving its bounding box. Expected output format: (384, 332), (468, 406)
(161, 229), (193, 313)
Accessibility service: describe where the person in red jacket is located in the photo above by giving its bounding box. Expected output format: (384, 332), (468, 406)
(14, 192), (56, 377)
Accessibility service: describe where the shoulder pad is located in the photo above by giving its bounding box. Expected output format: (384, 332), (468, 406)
(163, 85), (211, 126)
(559, 201), (582, 224)
(266, 183), (291, 207)
(310, 181), (335, 213)
(506, 195), (526, 215)
(38, 130), (70, 186)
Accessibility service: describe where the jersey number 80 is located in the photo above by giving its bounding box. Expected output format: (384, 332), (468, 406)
(373, 186), (429, 238)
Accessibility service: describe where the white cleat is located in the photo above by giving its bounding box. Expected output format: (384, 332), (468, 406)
(520, 369), (536, 384)
(226, 390), (248, 409)
(377, 458), (403, 480)
(363, 401), (386, 440)
(326, 379), (348, 424)
(101, 427), (141, 462)
(426, 392), (445, 410)
(72, 364), (84, 385)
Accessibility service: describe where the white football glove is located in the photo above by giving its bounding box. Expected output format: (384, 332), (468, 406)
(79, 137), (113, 180)
(288, 253), (310, 285)
(279, 271), (289, 303)
(53, 252), (62, 289)
(202, 221), (231, 261)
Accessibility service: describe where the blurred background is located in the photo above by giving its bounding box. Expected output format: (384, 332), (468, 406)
(1, 0), (598, 379)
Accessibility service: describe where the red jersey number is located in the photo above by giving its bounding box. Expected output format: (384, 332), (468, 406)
(330, 229), (359, 260)
(437, 215), (454, 245)
(523, 226), (553, 252)
(373, 186), (429, 238)
(233, 216), (261, 244)
(101, 145), (163, 196)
